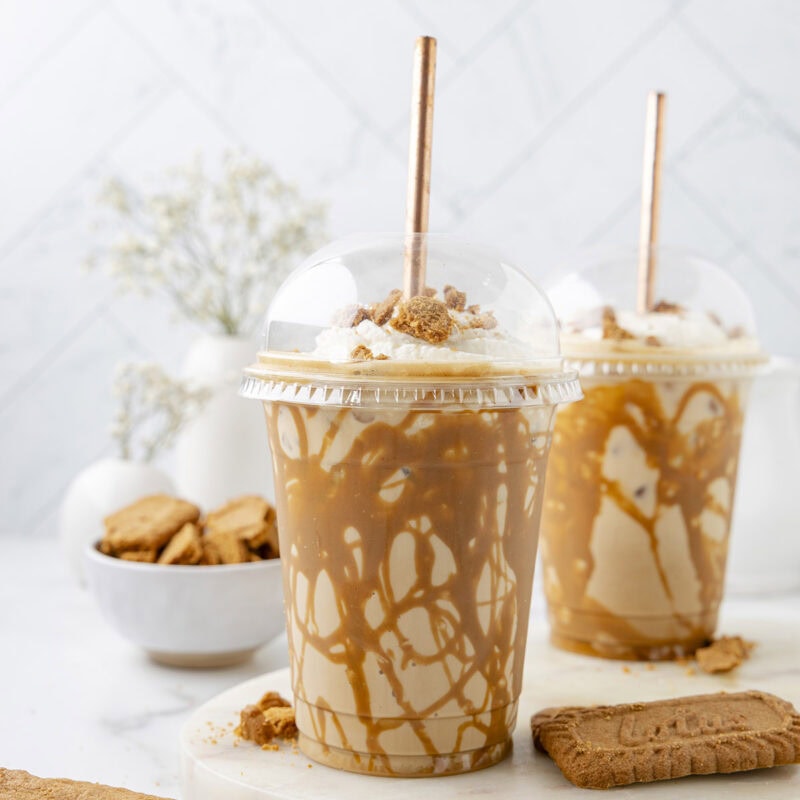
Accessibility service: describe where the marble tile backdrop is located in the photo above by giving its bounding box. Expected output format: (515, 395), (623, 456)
(1, 0), (798, 536)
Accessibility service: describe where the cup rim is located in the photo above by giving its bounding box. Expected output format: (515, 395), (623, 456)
(561, 349), (767, 380)
(760, 355), (800, 376)
(240, 360), (583, 410)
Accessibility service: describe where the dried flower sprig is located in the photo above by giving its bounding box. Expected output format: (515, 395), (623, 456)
(89, 152), (327, 336)
(111, 362), (212, 463)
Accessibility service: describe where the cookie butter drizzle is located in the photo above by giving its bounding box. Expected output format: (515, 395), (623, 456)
(542, 377), (744, 660)
(266, 401), (553, 774)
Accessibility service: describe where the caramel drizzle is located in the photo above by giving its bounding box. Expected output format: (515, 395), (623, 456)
(267, 403), (552, 769)
(542, 378), (744, 654)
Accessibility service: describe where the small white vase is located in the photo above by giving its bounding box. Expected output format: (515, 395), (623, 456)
(59, 457), (175, 585)
(174, 334), (274, 511)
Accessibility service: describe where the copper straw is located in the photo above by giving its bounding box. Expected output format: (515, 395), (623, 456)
(403, 36), (437, 299)
(636, 91), (666, 313)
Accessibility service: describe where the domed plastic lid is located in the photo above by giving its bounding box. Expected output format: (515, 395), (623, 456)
(545, 247), (766, 377)
(240, 233), (581, 409)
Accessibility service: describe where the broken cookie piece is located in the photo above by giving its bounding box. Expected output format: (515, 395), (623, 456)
(601, 306), (635, 341)
(239, 705), (276, 746)
(257, 691), (292, 712)
(443, 284), (466, 311)
(462, 310), (497, 330)
(344, 289), (402, 328)
(351, 344), (373, 361)
(337, 284), (493, 345)
(102, 495), (201, 555)
(695, 636), (754, 674)
(350, 345), (388, 361)
(157, 522), (203, 565)
(653, 299), (684, 314)
(99, 493), (279, 565)
(349, 306), (371, 327)
(391, 296), (453, 343)
(238, 693), (297, 746)
(205, 495), (279, 556)
(203, 528), (250, 564)
(370, 288), (403, 326)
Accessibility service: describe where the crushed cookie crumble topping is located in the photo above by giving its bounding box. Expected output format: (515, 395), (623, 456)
(370, 289), (403, 326)
(443, 284), (466, 311)
(348, 306), (371, 327)
(391, 296), (453, 344)
(350, 344), (389, 361)
(601, 307), (635, 341)
(653, 300), (684, 314)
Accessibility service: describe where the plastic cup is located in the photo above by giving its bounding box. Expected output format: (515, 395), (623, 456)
(727, 356), (800, 594)
(540, 248), (766, 660)
(240, 234), (580, 775)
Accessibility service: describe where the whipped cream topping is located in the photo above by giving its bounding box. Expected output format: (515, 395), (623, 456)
(614, 309), (729, 347)
(562, 305), (758, 352)
(312, 317), (532, 362)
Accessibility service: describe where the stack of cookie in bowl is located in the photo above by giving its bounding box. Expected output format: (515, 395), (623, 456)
(98, 495), (279, 565)
(85, 495), (284, 668)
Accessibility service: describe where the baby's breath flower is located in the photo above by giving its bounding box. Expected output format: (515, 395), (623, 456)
(99, 178), (131, 215)
(87, 151), (327, 336)
(111, 362), (212, 462)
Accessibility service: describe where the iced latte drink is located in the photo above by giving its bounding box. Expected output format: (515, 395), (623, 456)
(241, 236), (580, 775)
(541, 253), (765, 660)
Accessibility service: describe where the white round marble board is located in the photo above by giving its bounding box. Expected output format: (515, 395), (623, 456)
(180, 612), (800, 799)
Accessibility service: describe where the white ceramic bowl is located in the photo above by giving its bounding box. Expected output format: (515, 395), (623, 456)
(85, 544), (285, 667)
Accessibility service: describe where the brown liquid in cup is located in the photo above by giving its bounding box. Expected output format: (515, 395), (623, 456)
(541, 376), (746, 660)
(265, 401), (555, 775)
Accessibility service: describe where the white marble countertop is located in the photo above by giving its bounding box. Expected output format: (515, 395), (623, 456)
(2, 536), (799, 798)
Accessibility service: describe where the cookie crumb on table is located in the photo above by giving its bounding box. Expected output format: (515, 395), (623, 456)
(695, 636), (754, 674)
(236, 692), (297, 747)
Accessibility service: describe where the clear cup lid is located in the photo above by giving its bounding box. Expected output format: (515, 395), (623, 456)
(544, 247), (766, 376)
(240, 233), (581, 409)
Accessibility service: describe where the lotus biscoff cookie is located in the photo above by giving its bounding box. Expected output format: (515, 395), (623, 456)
(532, 691), (800, 789)
(0, 768), (173, 799)
(102, 495), (200, 555)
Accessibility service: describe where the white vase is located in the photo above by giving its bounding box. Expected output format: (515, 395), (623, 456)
(59, 457), (175, 585)
(174, 334), (274, 511)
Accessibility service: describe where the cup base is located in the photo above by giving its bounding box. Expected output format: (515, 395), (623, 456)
(550, 631), (710, 662)
(298, 733), (512, 777)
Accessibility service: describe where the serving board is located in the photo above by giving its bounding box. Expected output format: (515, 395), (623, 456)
(180, 611), (800, 799)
